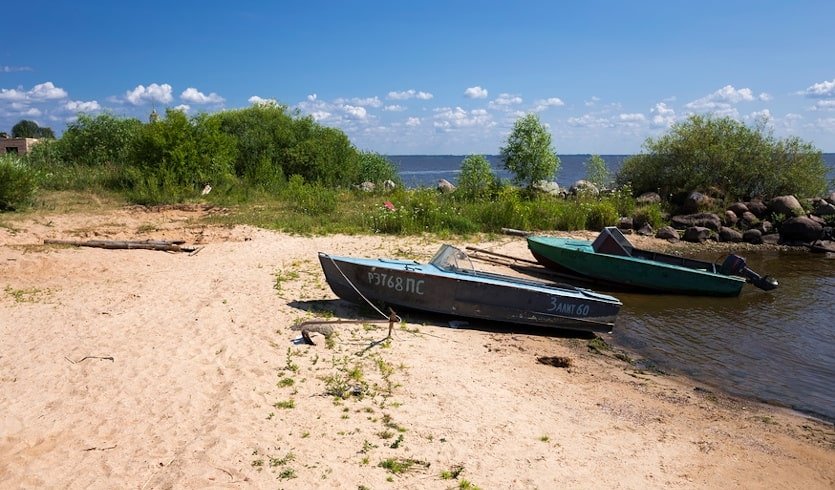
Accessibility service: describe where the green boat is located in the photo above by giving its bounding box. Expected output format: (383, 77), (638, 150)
(527, 227), (778, 297)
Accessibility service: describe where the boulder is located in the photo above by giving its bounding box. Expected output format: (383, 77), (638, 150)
(742, 229), (763, 244)
(358, 181), (375, 192)
(569, 179), (599, 197)
(656, 226), (680, 241)
(723, 210), (738, 226)
(383, 179), (397, 192)
(813, 201), (835, 216)
(761, 233), (781, 245)
(779, 216), (823, 243)
(745, 200), (769, 219)
(636, 192), (661, 205)
(671, 213), (722, 231)
(756, 220), (774, 234)
(768, 195), (804, 217)
(738, 211), (760, 230)
(683, 191), (714, 213)
(533, 180), (561, 196)
(727, 202), (749, 217)
(683, 226), (712, 243)
(636, 223), (654, 236)
(617, 216), (633, 230)
(826, 192), (835, 206)
(718, 226), (743, 243)
(437, 179), (456, 193)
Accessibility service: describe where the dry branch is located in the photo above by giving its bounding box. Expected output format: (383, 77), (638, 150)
(45, 239), (198, 253)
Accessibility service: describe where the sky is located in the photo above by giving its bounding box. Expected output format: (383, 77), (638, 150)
(2, 1), (835, 155)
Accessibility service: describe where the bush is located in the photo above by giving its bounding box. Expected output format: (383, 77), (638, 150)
(617, 114), (828, 201)
(586, 200), (618, 230)
(0, 155), (37, 211)
(57, 113), (142, 167)
(282, 175), (337, 216)
(584, 154), (610, 189)
(456, 154), (495, 200)
(357, 151), (400, 186)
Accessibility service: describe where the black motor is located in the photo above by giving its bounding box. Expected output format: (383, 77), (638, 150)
(719, 254), (779, 291)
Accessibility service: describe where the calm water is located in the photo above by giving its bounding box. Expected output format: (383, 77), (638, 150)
(388, 154), (835, 422)
(613, 251), (835, 422)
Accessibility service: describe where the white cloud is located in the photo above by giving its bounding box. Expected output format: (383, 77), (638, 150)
(249, 95), (277, 106)
(0, 82), (67, 102)
(533, 97), (565, 112)
(464, 86), (488, 99)
(489, 93), (523, 110)
(341, 104), (368, 120)
(433, 107), (493, 130)
(1, 65), (33, 73)
(758, 92), (772, 102)
(384, 104), (405, 112)
(180, 87), (224, 104)
(64, 100), (101, 112)
(335, 96), (382, 108)
(125, 83), (173, 105)
(387, 89), (433, 100)
(30, 82), (68, 100)
(812, 100), (835, 111)
(618, 113), (646, 123)
(567, 113), (611, 129)
(406, 117), (421, 127)
(800, 78), (835, 98)
(685, 84), (756, 110)
(746, 109), (772, 123)
(174, 104), (191, 113)
(585, 96), (600, 107)
(650, 102), (676, 128)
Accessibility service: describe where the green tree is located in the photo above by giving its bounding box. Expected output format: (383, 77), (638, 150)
(500, 114), (560, 189)
(457, 154), (495, 200)
(617, 114), (827, 200)
(358, 151), (400, 185)
(11, 119), (54, 139)
(584, 154), (610, 188)
(57, 113), (142, 166)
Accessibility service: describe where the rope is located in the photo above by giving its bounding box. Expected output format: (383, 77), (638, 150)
(327, 254), (402, 323)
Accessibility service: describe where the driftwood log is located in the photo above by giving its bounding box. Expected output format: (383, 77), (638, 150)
(45, 239), (199, 253)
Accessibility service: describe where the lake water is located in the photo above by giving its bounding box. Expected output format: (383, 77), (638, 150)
(389, 154), (835, 190)
(388, 154), (835, 422)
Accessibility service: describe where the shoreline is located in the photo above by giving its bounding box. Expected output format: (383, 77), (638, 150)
(1, 206), (833, 488)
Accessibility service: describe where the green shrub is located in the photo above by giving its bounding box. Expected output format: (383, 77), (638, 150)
(586, 200), (618, 230)
(617, 114), (828, 200)
(0, 155), (38, 211)
(357, 151), (400, 186)
(456, 154), (495, 200)
(584, 154), (610, 189)
(282, 175), (337, 216)
(57, 113), (142, 167)
(632, 203), (665, 229)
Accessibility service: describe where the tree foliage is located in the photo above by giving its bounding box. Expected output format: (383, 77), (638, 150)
(584, 154), (610, 188)
(456, 154), (495, 200)
(357, 151), (400, 185)
(0, 155), (37, 211)
(11, 119), (54, 139)
(500, 114), (560, 189)
(57, 113), (142, 166)
(617, 114), (828, 200)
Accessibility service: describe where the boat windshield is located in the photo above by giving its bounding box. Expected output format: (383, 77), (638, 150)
(429, 244), (474, 272)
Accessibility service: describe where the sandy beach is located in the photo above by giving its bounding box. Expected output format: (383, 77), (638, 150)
(1, 204), (833, 489)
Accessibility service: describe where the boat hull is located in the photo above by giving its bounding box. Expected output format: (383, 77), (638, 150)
(527, 236), (746, 297)
(319, 252), (621, 333)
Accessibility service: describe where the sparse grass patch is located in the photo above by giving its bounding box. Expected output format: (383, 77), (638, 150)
(378, 457), (430, 474)
(4, 285), (51, 303)
(273, 399), (295, 409)
(440, 464), (464, 480)
(277, 376), (295, 388)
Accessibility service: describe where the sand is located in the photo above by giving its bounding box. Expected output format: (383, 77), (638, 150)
(1, 205), (833, 489)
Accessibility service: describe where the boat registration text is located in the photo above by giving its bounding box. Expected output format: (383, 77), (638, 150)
(367, 272), (425, 295)
(548, 297), (589, 316)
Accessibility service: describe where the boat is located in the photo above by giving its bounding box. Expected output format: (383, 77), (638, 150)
(527, 227), (778, 297)
(318, 244), (622, 333)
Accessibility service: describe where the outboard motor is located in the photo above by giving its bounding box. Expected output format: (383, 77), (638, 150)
(719, 254), (779, 291)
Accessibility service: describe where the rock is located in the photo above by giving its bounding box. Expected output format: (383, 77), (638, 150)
(437, 179), (456, 193)
(769, 195), (804, 217)
(358, 181), (375, 192)
(533, 180), (561, 196)
(742, 229), (763, 244)
(738, 211), (760, 230)
(756, 220), (774, 234)
(761, 233), (781, 245)
(728, 202), (749, 217)
(671, 213), (722, 231)
(636, 192), (661, 205)
(826, 192), (835, 206)
(656, 226), (679, 241)
(779, 216), (823, 243)
(636, 223), (654, 236)
(683, 226), (712, 243)
(569, 179), (599, 197)
(683, 191), (714, 213)
(723, 210), (738, 226)
(617, 217), (633, 230)
(813, 201), (835, 216)
(383, 179), (397, 192)
(718, 226), (743, 242)
(745, 199), (769, 219)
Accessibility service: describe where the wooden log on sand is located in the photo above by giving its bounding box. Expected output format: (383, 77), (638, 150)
(44, 239), (199, 253)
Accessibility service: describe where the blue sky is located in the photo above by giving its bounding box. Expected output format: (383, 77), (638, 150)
(2, 1), (835, 154)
